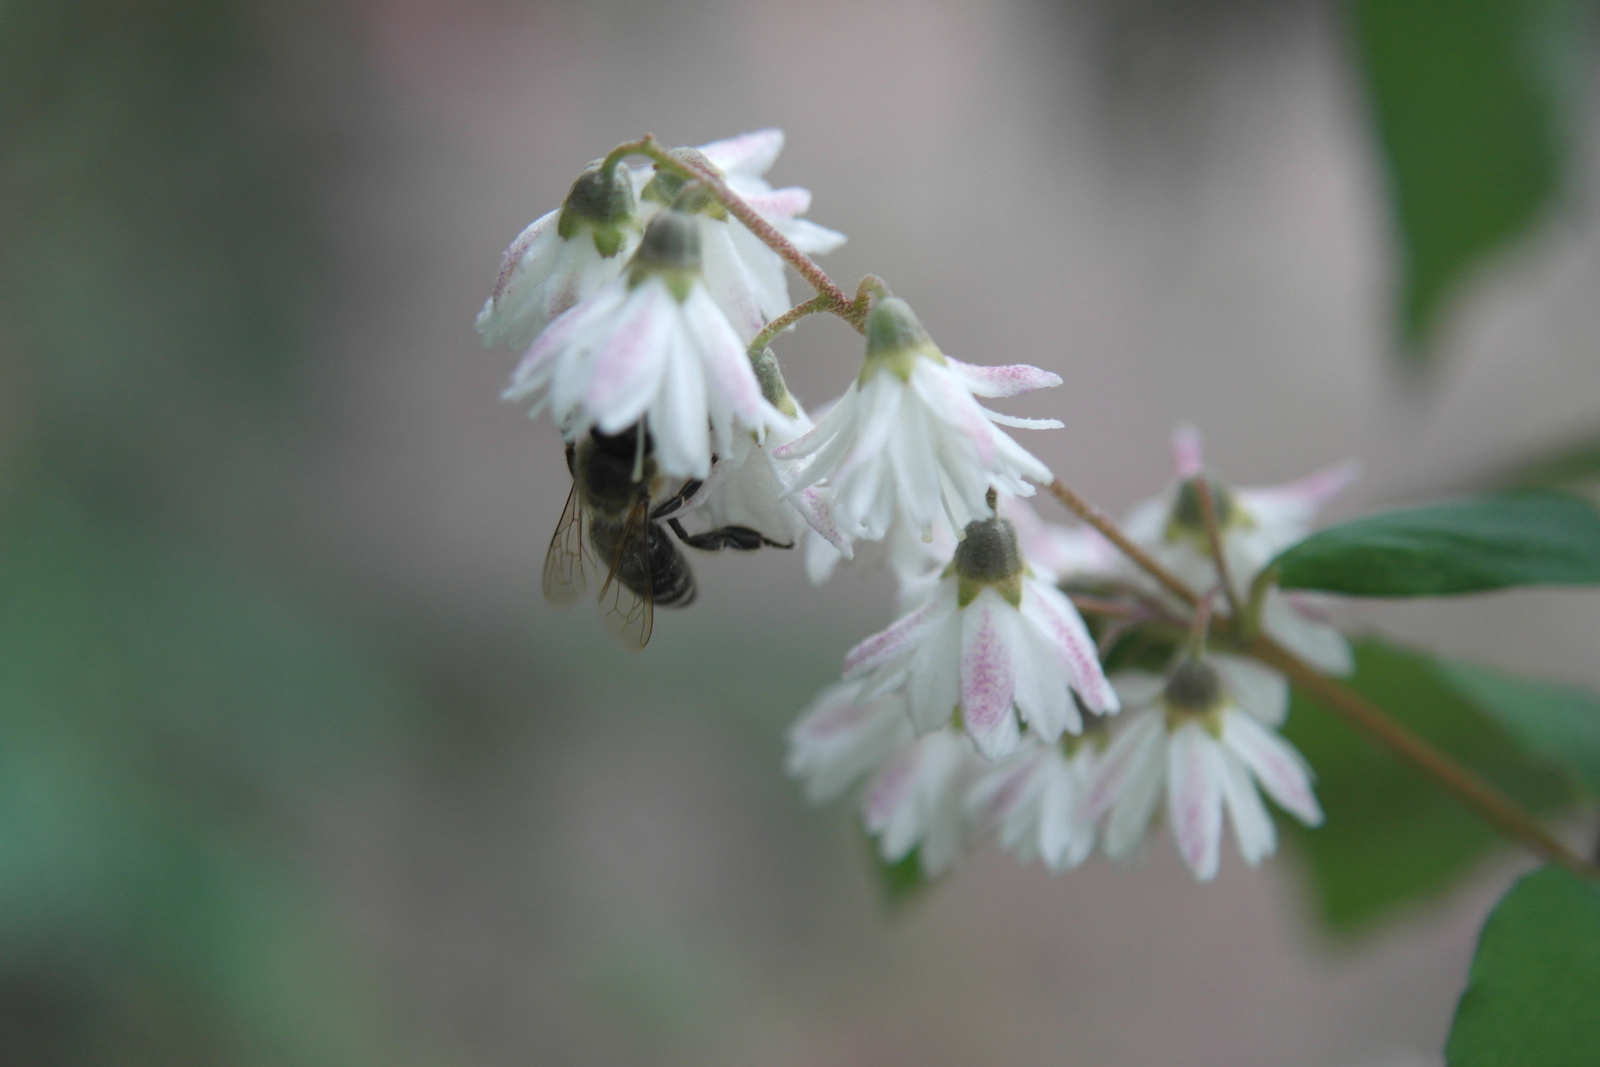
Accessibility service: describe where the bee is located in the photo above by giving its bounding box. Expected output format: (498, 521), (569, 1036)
(543, 423), (789, 649)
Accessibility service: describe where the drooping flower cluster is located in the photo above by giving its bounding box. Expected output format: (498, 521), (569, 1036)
(478, 129), (1358, 889)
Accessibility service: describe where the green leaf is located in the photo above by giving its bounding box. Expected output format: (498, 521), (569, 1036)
(1446, 866), (1600, 1066)
(1349, 0), (1584, 358)
(1273, 491), (1600, 596)
(1435, 662), (1600, 798)
(1282, 640), (1573, 930)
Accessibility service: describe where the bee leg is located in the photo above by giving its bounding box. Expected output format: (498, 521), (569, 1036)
(650, 479), (703, 520)
(667, 518), (792, 552)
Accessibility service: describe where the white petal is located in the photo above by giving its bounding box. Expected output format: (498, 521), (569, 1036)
(682, 286), (766, 427)
(1013, 617), (1074, 741)
(1166, 724), (1225, 881)
(697, 128), (784, 177)
(1211, 654), (1290, 727)
(779, 215), (847, 255)
(908, 606), (963, 733)
(986, 412), (1065, 430)
(1217, 748), (1276, 867)
(771, 384), (857, 462)
(649, 323), (710, 478)
(1262, 592), (1354, 676)
(1102, 715), (1167, 858)
(1223, 710), (1323, 826)
(584, 281), (675, 430)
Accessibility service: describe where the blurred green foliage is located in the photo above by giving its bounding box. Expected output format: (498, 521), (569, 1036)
(1446, 866), (1600, 1066)
(1282, 640), (1576, 931)
(1437, 661), (1600, 797)
(1273, 491), (1600, 597)
(0, 0), (413, 1062)
(1348, 0), (1586, 360)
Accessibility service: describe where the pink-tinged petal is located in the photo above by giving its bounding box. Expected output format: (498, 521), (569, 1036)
(725, 221), (791, 321)
(945, 357), (1063, 398)
(959, 591), (1020, 759)
(843, 592), (946, 676)
(1023, 583), (1119, 713)
(698, 221), (767, 342)
(742, 186), (811, 220)
(1172, 424), (1204, 478)
(863, 747), (918, 848)
(1167, 724), (1225, 881)
(682, 287), (765, 425)
(1217, 750), (1276, 867)
(489, 210), (560, 303)
(697, 128), (784, 176)
(985, 411), (1065, 430)
(1239, 458), (1361, 524)
(584, 281), (675, 426)
(792, 486), (851, 551)
(1223, 710), (1323, 826)
(911, 362), (998, 466)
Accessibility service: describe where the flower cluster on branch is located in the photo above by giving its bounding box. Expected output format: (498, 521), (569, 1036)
(477, 129), (1438, 886)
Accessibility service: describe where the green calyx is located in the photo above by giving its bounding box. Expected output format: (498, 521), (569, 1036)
(557, 164), (640, 258)
(1164, 474), (1251, 549)
(627, 210), (702, 302)
(861, 297), (944, 384)
(642, 149), (729, 220)
(750, 347), (799, 418)
(1161, 658), (1226, 735)
(952, 515), (1024, 607)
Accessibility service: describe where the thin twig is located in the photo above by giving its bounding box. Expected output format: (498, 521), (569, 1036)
(1194, 477), (1242, 619)
(1047, 480), (1197, 608)
(1247, 633), (1600, 881)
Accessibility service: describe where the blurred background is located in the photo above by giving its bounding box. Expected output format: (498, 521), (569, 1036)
(3, 0), (1599, 1064)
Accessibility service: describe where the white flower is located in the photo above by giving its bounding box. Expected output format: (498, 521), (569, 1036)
(774, 297), (1064, 578)
(842, 511), (1118, 760)
(634, 129), (845, 342)
(967, 735), (1102, 872)
(785, 681), (978, 877)
(861, 727), (979, 876)
(503, 209), (788, 480)
(1122, 425), (1360, 675)
(1086, 658), (1323, 881)
(477, 163), (641, 353)
(786, 679), (914, 805)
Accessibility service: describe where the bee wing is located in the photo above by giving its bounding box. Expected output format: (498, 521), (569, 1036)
(542, 481), (589, 606)
(597, 498), (654, 650)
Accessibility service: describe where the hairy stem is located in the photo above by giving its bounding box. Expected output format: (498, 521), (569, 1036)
(747, 294), (840, 355)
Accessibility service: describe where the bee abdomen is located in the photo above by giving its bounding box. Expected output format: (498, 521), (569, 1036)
(647, 523), (696, 607)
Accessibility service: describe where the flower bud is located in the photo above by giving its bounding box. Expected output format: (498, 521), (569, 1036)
(556, 163), (640, 258)
(862, 297), (943, 383)
(628, 209), (702, 300)
(750, 346), (798, 418)
(1164, 474), (1246, 550)
(952, 514), (1024, 606)
(1162, 658), (1226, 733)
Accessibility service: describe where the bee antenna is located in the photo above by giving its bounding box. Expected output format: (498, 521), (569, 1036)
(631, 420), (647, 483)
